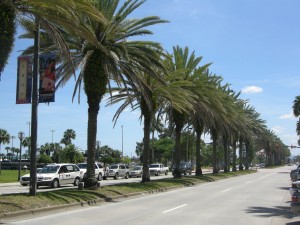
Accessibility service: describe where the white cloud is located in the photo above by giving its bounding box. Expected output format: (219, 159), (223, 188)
(279, 111), (297, 120)
(241, 85), (263, 94)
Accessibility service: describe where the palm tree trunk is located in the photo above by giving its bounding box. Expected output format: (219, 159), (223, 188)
(195, 130), (203, 176)
(232, 140), (237, 172)
(212, 128), (218, 174)
(141, 112), (151, 183)
(223, 135), (228, 172)
(84, 102), (98, 188)
(239, 138), (244, 170)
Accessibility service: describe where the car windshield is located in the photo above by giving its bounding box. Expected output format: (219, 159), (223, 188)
(133, 166), (142, 170)
(110, 165), (118, 169)
(150, 164), (159, 168)
(77, 164), (87, 169)
(40, 165), (59, 173)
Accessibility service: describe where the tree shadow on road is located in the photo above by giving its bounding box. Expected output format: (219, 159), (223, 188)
(246, 205), (299, 220)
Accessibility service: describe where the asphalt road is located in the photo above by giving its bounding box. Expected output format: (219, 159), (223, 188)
(2, 166), (300, 225)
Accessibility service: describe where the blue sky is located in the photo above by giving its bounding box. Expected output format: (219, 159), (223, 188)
(1, 0), (300, 156)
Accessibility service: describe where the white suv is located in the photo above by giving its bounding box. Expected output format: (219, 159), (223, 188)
(77, 163), (104, 181)
(37, 163), (83, 188)
(105, 164), (130, 180)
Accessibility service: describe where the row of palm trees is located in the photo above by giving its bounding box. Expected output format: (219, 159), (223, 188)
(1, 0), (290, 190)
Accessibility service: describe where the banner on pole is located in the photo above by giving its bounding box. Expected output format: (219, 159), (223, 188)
(39, 53), (56, 103)
(16, 56), (33, 104)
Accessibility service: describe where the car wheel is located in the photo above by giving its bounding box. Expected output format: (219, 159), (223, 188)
(189, 170), (192, 175)
(103, 176), (107, 180)
(98, 173), (103, 181)
(114, 173), (119, 180)
(184, 171), (187, 176)
(125, 172), (129, 179)
(52, 179), (59, 188)
(73, 177), (80, 186)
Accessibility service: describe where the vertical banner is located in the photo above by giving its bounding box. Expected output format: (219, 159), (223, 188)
(16, 56), (33, 104)
(39, 53), (56, 103)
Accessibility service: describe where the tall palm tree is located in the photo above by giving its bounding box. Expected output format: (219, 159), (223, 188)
(107, 66), (196, 182)
(60, 129), (76, 146)
(59, 0), (167, 188)
(19, 0), (167, 188)
(164, 46), (210, 178)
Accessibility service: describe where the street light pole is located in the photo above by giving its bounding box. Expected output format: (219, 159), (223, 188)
(18, 132), (24, 181)
(121, 125), (123, 157)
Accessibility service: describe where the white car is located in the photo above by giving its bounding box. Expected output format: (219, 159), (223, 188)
(19, 168), (42, 186)
(77, 163), (104, 181)
(36, 163), (83, 188)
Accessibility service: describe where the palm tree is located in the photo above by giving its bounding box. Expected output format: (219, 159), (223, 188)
(293, 96), (300, 145)
(55, 0), (167, 188)
(164, 46), (211, 178)
(107, 65), (196, 182)
(60, 144), (84, 164)
(60, 129), (76, 146)
(0, 129), (10, 151)
(19, 0), (167, 188)
(22, 137), (31, 155)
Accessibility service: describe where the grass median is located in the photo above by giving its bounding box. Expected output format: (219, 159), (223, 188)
(0, 170), (256, 215)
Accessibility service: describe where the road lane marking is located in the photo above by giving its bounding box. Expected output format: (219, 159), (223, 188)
(163, 204), (187, 214)
(221, 188), (232, 193)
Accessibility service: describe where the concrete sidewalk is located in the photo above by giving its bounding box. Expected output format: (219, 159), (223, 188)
(0, 182), (19, 187)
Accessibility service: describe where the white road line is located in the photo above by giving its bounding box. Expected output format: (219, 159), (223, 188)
(221, 188), (232, 193)
(163, 204), (188, 214)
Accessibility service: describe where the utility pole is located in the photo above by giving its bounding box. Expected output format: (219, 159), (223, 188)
(121, 125), (123, 157)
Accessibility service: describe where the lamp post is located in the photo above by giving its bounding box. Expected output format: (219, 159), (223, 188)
(121, 125), (124, 157)
(18, 131), (25, 181)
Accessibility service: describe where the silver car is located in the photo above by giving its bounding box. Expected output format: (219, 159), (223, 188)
(130, 166), (143, 178)
(105, 164), (130, 180)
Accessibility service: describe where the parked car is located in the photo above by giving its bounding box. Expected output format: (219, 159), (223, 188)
(36, 163), (83, 188)
(77, 162), (104, 181)
(180, 162), (192, 175)
(130, 166), (143, 178)
(19, 168), (42, 186)
(172, 162), (192, 176)
(290, 165), (300, 181)
(149, 163), (168, 176)
(291, 187), (300, 212)
(104, 164), (130, 180)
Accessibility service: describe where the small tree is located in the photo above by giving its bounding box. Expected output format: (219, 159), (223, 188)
(37, 154), (52, 164)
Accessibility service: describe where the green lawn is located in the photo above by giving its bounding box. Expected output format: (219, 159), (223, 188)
(0, 170), (28, 183)
(0, 170), (256, 215)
